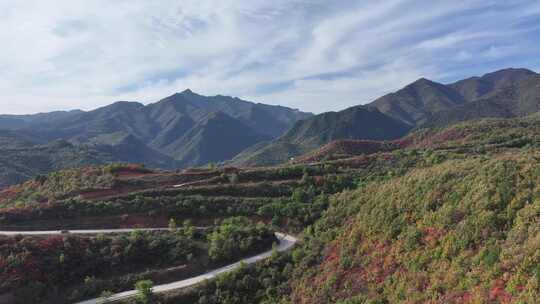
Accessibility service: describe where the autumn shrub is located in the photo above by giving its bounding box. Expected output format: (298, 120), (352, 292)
(291, 151), (540, 303)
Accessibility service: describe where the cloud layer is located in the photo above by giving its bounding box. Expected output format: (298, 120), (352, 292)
(1, 0), (539, 114)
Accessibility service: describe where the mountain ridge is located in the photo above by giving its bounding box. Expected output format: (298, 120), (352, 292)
(230, 106), (411, 166)
(234, 67), (540, 167)
(1, 67), (538, 185)
(0, 90), (312, 187)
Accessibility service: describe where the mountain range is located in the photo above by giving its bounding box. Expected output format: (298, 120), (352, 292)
(233, 68), (540, 166)
(0, 91), (311, 188)
(1, 67), (539, 188)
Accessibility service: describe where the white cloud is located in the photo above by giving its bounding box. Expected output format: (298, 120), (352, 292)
(455, 51), (473, 62)
(0, 0), (538, 114)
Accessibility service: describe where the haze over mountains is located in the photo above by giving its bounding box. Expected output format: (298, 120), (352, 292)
(1, 67), (539, 188)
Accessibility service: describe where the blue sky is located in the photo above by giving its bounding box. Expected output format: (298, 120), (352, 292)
(1, 0), (539, 114)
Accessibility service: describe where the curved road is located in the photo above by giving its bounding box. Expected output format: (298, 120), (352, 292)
(0, 228), (174, 236)
(0, 228), (297, 304)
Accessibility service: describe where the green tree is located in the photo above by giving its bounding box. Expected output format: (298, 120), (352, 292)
(97, 290), (113, 304)
(229, 173), (239, 184)
(168, 218), (177, 230)
(291, 188), (307, 204)
(183, 219), (195, 239)
(135, 280), (154, 304)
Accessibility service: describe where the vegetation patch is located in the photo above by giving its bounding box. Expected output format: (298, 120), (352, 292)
(0, 217), (276, 304)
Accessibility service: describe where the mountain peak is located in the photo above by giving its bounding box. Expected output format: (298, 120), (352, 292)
(486, 67), (536, 75)
(109, 101), (144, 107)
(101, 101), (144, 112)
(180, 88), (195, 95)
(155, 90), (202, 106)
(481, 67), (536, 81)
(167, 89), (201, 99)
(410, 77), (440, 87)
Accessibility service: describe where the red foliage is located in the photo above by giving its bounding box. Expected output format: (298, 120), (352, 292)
(295, 140), (396, 163)
(0, 183), (29, 205)
(442, 291), (473, 303)
(37, 235), (64, 250)
(114, 164), (155, 177)
(396, 127), (468, 150)
(489, 280), (513, 303)
(423, 226), (444, 246)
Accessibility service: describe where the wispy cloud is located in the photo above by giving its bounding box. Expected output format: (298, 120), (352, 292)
(0, 0), (538, 114)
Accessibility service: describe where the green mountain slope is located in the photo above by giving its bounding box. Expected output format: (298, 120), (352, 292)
(0, 132), (180, 189)
(426, 72), (540, 127)
(235, 68), (540, 167)
(449, 68), (536, 101)
(163, 112), (271, 167)
(0, 91), (311, 186)
(370, 78), (466, 126)
(232, 106), (411, 166)
(0, 139), (115, 189)
(146, 113), (540, 304)
(0, 110), (83, 130)
(294, 112), (540, 163)
(371, 68), (539, 127)
(147, 89), (311, 138)
(1, 111), (540, 304)
(88, 132), (180, 169)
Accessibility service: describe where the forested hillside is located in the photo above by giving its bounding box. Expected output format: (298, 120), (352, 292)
(161, 113), (540, 304)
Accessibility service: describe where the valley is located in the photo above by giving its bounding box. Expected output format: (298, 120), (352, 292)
(0, 68), (538, 304)
(1, 108), (539, 303)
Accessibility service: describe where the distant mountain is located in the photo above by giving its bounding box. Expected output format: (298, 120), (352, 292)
(0, 129), (41, 147)
(235, 68), (540, 167)
(370, 78), (466, 126)
(425, 70), (540, 127)
(2, 68), (538, 183)
(449, 68), (536, 101)
(146, 89), (310, 138)
(0, 110), (83, 130)
(0, 90), (311, 187)
(371, 68), (540, 127)
(0, 133), (184, 190)
(0, 90), (311, 168)
(231, 106), (411, 166)
(164, 111), (271, 167)
(292, 111), (540, 164)
(0, 138), (115, 189)
(87, 132), (180, 169)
